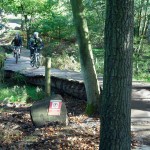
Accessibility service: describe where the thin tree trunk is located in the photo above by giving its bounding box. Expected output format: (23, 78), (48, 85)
(70, 0), (100, 114)
(100, 0), (134, 149)
(137, 0), (144, 36)
(141, 0), (149, 36)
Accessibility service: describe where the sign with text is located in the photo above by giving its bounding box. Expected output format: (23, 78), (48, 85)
(48, 100), (62, 116)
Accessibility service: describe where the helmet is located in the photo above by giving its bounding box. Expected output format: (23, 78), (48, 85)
(34, 32), (39, 38)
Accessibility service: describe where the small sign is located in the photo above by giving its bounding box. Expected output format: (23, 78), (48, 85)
(48, 100), (62, 116)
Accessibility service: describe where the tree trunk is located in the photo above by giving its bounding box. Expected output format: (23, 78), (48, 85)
(99, 0), (134, 149)
(24, 15), (30, 48)
(20, 4), (30, 47)
(141, 0), (149, 36)
(70, 0), (100, 114)
(137, 0), (144, 36)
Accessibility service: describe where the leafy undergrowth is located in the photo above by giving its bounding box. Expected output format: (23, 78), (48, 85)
(0, 84), (45, 103)
(0, 94), (143, 150)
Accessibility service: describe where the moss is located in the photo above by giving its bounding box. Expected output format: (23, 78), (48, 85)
(85, 103), (96, 116)
(0, 50), (5, 68)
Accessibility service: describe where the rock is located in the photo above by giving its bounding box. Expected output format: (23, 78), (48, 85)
(30, 94), (68, 127)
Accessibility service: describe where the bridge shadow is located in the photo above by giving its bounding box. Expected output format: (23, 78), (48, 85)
(131, 99), (150, 112)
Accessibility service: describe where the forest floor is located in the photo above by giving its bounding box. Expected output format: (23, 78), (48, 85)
(0, 94), (148, 150)
(0, 95), (100, 150)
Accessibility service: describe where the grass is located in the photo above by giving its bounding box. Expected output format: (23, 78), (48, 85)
(0, 83), (45, 103)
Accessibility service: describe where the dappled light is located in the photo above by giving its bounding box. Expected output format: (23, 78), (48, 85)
(0, 0), (150, 149)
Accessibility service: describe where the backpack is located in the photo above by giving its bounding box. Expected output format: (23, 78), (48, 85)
(12, 37), (22, 46)
(31, 37), (43, 48)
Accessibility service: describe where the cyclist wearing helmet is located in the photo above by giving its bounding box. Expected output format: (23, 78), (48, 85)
(29, 32), (44, 57)
(11, 33), (22, 57)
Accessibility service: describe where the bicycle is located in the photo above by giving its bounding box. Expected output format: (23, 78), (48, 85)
(30, 47), (41, 68)
(13, 46), (21, 64)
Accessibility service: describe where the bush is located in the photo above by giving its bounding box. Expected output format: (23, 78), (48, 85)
(0, 84), (45, 103)
(52, 51), (81, 71)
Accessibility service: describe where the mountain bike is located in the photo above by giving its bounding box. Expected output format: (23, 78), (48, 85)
(30, 47), (40, 68)
(13, 46), (21, 64)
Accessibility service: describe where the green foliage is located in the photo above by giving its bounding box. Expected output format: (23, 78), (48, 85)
(1, 0), (149, 83)
(1, 0), (47, 14)
(26, 86), (45, 102)
(1, 0), (106, 48)
(10, 72), (27, 85)
(133, 38), (150, 81)
(0, 85), (28, 103)
(30, 4), (75, 41)
(84, 0), (106, 48)
(52, 51), (80, 72)
(0, 84), (45, 103)
(92, 48), (104, 75)
(133, 72), (150, 82)
(35, 14), (74, 38)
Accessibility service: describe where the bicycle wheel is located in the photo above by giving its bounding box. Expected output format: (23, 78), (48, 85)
(16, 52), (18, 64)
(35, 56), (40, 68)
(30, 56), (34, 67)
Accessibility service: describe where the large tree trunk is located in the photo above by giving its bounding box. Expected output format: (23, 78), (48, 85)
(99, 0), (134, 149)
(70, 0), (100, 114)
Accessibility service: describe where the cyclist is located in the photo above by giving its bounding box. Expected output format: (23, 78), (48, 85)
(11, 33), (22, 57)
(29, 32), (44, 58)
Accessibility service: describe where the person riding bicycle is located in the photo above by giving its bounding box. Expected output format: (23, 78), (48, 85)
(29, 32), (44, 58)
(11, 33), (22, 57)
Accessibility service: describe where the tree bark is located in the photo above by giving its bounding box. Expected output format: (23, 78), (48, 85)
(70, 0), (100, 114)
(99, 0), (134, 149)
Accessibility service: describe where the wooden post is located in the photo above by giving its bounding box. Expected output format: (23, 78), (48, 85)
(45, 57), (51, 97)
